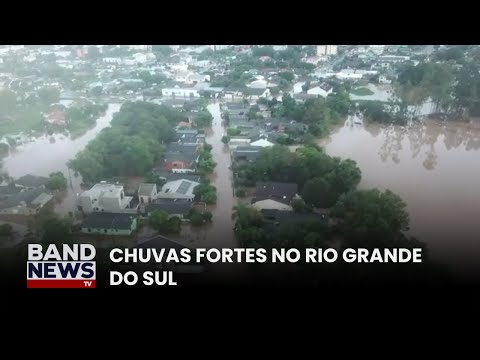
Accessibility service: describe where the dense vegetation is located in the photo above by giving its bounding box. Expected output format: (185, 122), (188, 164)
(65, 103), (108, 137)
(68, 102), (184, 183)
(234, 145), (361, 207)
(45, 172), (67, 191)
(396, 57), (480, 118)
(0, 87), (60, 136)
(261, 92), (351, 137)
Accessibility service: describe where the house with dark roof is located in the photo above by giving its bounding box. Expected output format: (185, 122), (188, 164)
(253, 182), (299, 204)
(143, 200), (192, 218)
(0, 187), (53, 215)
(14, 174), (48, 189)
(244, 87), (270, 101)
(163, 143), (200, 173)
(81, 212), (138, 236)
(233, 146), (263, 162)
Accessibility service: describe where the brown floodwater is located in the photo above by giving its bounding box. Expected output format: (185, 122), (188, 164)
(321, 117), (480, 275)
(2, 104), (122, 215)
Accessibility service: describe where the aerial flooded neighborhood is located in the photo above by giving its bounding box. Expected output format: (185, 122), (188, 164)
(0, 44), (479, 285)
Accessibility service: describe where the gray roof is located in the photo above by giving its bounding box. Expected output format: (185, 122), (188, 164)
(0, 187), (49, 210)
(81, 212), (137, 230)
(30, 193), (53, 207)
(138, 183), (156, 197)
(165, 143), (199, 153)
(15, 174), (48, 188)
(254, 182), (298, 203)
(145, 201), (192, 215)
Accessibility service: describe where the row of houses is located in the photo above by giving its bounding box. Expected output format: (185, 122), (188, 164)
(77, 126), (208, 236)
(0, 175), (53, 215)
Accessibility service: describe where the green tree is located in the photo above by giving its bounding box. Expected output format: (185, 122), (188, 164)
(190, 212), (205, 226)
(194, 111), (213, 128)
(221, 135), (230, 144)
(149, 210), (170, 233)
(232, 204), (264, 231)
(168, 216), (182, 233)
(202, 211), (213, 222)
(331, 189), (410, 244)
(0, 89), (17, 114)
(279, 71), (295, 82)
(90, 86), (102, 97)
(38, 87), (60, 106)
(46, 172), (67, 191)
(153, 45), (173, 57)
(302, 177), (337, 208)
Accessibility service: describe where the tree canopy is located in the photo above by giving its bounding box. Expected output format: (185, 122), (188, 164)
(69, 102), (181, 183)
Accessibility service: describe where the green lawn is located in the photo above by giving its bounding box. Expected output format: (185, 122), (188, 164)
(350, 87), (375, 96)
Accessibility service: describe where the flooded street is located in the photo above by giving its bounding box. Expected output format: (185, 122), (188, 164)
(322, 118), (480, 274)
(2, 103), (122, 215)
(178, 102), (237, 248)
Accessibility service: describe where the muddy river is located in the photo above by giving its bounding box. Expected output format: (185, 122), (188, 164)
(322, 117), (480, 274)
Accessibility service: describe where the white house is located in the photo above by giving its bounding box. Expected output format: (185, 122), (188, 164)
(138, 183), (158, 204)
(209, 45), (231, 51)
(250, 139), (274, 147)
(157, 179), (200, 201)
(307, 83), (333, 98)
(317, 45), (337, 56)
(245, 88), (270, 101)
(186, 73), (210, 84)
(249, 79), (268, 89)
(252, 199), (292, 212)
(23, 54), (36, 63)
(273, 45), (288, 51)
(175, 70), (194, 82)
(79, 182), (137, 214)
(103, 57), (122, 64)
(169, 64), (189, 72)
(128, 45), (153, 52)
(162, 87), (200, 98)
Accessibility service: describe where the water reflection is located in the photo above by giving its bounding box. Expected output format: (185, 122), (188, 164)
(323, 117), (480, 273)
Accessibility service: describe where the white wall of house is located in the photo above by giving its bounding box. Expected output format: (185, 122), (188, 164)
(317, 45), (337, 56)
(103, 57), (122, 64)
(162, 88), (200, 98)
(81, 219), (137, 236)
(307, 86), (332, 98)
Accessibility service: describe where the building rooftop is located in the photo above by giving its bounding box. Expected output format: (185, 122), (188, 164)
(82, 183), (124, 200)
(254, 182), (298, 202)
(81, 212), (137, 230)
(138, 183), (157, 197)
(160, 179), (200, 197)
(145, 201), (192, 216)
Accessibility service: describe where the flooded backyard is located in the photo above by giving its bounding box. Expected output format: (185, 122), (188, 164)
(321, 117), (480, 274)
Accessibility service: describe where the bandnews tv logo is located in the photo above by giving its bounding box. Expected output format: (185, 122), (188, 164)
(27, 244), (96, 289)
